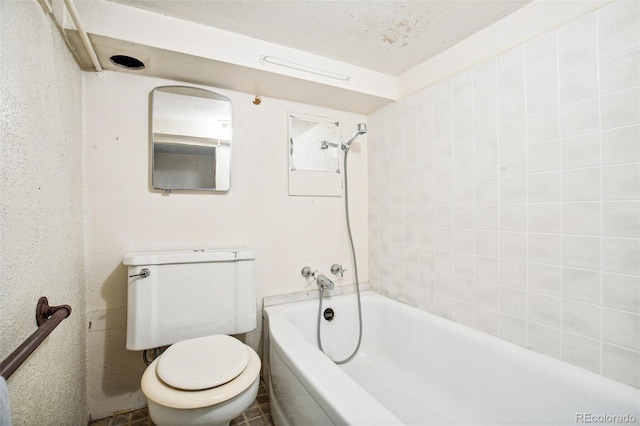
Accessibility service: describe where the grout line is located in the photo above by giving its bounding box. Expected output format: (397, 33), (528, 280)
(596, 5), (605, 376)
(522, 33), (531, 348)
(553, 23), (567, 362)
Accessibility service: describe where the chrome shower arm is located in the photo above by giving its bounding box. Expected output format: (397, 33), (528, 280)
(321, 141), (340, 150)
(320, 123), (367, 152)
(344, 131), (361, 147)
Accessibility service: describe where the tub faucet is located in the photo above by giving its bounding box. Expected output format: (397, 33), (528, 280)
(316, 274), (335, 291)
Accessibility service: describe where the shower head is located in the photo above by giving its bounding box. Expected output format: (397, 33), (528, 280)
(344, 123), (368, 148)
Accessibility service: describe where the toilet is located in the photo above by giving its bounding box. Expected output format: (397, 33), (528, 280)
(124, 249), (261, 426)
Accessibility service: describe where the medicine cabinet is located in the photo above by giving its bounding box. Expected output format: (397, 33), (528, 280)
(288, 113), (342, 196)
(151, 86), (232, 192)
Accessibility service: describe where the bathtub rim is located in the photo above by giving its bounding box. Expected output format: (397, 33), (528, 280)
(263, 291), (402, 426)
(264, 290), (639, 425)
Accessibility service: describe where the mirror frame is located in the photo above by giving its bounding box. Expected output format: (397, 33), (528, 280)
(151, 85), (232, 193)
(287, 112), (343, 197)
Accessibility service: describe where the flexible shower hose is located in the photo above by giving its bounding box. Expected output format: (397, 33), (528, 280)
(317, 147), (363, 364)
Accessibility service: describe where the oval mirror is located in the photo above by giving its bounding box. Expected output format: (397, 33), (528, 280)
(151, 86), (231, 192)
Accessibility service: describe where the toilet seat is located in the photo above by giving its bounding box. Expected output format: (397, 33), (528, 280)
(157, 335), (249, 391)
(142, 337), (261, 410)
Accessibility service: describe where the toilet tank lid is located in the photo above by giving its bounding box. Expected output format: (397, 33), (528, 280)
(123, 249), (255, 266)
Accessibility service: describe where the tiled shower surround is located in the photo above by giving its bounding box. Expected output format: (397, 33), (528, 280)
(368, 1), (639, 388)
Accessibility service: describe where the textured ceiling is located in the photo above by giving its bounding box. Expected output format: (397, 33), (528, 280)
(108, 0), (532, 76)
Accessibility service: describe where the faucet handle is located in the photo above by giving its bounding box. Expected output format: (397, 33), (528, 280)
(330, 264), (347, 277)
(301, 266), (317, 278)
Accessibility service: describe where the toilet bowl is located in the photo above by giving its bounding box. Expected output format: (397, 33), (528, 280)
(141, 335), (261, 426)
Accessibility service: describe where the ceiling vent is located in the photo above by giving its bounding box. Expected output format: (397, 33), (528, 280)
(109, 55), (145, 70)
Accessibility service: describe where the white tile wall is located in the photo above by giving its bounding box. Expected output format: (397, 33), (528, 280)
(368, 1), (640, 388)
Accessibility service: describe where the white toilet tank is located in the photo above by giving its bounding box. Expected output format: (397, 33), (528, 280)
(124, 249), (256, 351)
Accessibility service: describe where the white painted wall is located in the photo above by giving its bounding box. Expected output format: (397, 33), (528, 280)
(83, 71), (368, 418)
(0, 1), (86, 424)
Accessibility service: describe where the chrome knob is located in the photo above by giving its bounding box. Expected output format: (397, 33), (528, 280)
(129, 268), (150, 279)
(301, 266), (316, 278)
(330, 264), (347, 277)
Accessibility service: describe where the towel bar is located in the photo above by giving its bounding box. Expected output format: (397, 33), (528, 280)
(0, 297), (71, 380)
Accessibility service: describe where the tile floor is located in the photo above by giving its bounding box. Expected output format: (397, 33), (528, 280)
(88, 379), (273, 426)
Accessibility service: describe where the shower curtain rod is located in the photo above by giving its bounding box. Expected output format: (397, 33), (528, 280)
(0, 297), (72, 380)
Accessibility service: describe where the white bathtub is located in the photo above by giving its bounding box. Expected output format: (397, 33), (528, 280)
(263, 291), (639, 426)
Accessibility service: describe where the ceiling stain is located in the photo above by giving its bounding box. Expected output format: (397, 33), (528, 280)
(382, 19), (416, 47)
(383, 35), (397, 45)
(109, 0), (533, 76)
